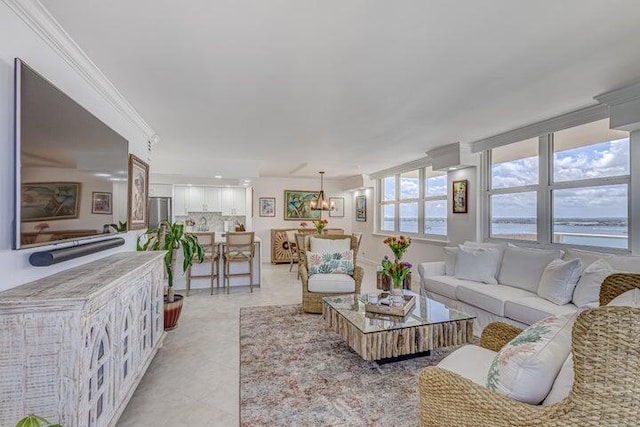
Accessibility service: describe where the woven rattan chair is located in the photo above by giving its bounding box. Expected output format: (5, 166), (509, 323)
(222, 232), (255, 294)
(299, 234), (364, 313)
(419, 273), (640, 426)
(185, 232), (219, 296)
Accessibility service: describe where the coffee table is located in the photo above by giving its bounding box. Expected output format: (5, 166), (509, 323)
(322, 292), (475, 362)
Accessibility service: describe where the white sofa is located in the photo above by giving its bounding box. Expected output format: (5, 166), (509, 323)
(418, 242), (640, 334)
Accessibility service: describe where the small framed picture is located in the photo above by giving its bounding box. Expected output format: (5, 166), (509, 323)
(355, 195), (367, 222)
(329, 197), (344, 217)
(128, 154), (149, 230)
(92, 192), (112, 214)
(259, 197), (276, 217)
(452, 180), (468, 214)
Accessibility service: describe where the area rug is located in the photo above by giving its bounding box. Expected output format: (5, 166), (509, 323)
(240, 304), (460, 426)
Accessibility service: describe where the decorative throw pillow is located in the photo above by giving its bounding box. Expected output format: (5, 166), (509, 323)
(443, 246), (459, 276)
(537, 258), (583, 305)
(572, 259), (615, 308)
(486, 312), (577, 404)
(454, 246), (501, 284)
(306, 250), (354, 275)
(498, 246), (564, 293)
(542, 354), (574, 406)
(607, 288), (640, 307)
(463, 241), (508, 274)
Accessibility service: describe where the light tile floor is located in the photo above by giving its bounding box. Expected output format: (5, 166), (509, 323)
(117, 262), (389, 426)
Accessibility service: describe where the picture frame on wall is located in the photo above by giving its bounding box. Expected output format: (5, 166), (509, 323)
(329, 197), (344, 217)
(355, 195), (367, 222)
(452, 179), (468, 214)
(259, 197), (276, 217)
(283, 190), (322, 221)
(91, 191), (112, 214)
(128, 154), (149, 230)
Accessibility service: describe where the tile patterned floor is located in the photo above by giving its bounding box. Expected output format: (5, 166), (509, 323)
(117, 262), (392, 426)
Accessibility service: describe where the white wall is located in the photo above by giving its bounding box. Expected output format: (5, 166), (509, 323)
(251, 177), (353, 262)
(0, 3), (151, 291)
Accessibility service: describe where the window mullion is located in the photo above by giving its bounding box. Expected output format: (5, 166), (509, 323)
(539, 134), (551, 245)
(395, 174), (400, 232)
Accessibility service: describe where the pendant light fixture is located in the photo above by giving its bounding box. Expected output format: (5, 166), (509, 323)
(310, 171), (330, 211)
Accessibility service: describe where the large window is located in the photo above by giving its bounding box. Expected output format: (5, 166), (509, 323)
(379, 167), (447, 238)
(487, 118), (630, 250)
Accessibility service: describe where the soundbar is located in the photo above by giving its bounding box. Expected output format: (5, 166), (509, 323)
(29, 237), (126, 267)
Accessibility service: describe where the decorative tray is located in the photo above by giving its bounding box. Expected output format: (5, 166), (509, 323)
(364, 293), (416, 317)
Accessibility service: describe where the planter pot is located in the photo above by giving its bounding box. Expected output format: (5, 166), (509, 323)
(164, 294), (184, 331)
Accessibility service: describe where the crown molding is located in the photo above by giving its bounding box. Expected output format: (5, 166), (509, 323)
(4, 0), (159, 143)
(595, 81), (640, 106)
(369, 156), (431, 179)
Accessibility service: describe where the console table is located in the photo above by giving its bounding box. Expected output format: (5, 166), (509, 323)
(0, 252), (165, 427)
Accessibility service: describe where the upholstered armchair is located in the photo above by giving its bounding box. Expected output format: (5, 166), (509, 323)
(419, 273), (640, 426)
(299, 234), (364, 313)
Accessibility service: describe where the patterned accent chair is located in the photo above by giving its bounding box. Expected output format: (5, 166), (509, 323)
(299, 234), (364, 313)
(418, 273), (640, 426)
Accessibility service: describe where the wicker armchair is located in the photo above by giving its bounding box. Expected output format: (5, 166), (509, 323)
(419, 273), (640, 426)
(299, 234), (364, 313)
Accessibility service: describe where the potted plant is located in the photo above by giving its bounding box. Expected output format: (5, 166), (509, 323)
(137, 221), (204, 330)
(16, 415), (61, 427)
(378, 236), (412, 291)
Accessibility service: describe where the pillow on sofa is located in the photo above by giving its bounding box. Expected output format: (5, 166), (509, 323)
(486, 312), (577, 404)
(537, 258), (582, 305)
(572, 259), (615, 308)
(443, 246), (459, 276)
(564, 248), (613, 270)
(454, 246), (501, 284)
(498, 247), (564, 293)
(463, 241), (508, 274)
(306, 250), (354, 275)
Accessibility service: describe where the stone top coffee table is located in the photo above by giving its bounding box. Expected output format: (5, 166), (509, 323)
(322, 292), (475, 362)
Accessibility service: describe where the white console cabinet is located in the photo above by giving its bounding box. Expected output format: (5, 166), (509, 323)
(0, 252), (165, 427)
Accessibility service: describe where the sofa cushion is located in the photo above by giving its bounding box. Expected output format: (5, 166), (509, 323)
(308, 274), (355, 293)
(310, 237), (351, 253)
(443, 246), (458, 276)
(572, 258), (615, 307)
(498, 246), (563, 293)
(455, 246), (501, 284)
(537, 258), (582, 305)
(504, 296), (579, 325)
(608, 255), (640, 274)
(564, 248), (613, 270)
(487, 312), (578, 405)
(455, 284), (534, 317)
(422, 276), (480, 300)
(437, 345), (497, 386)
(306, 250), (354, 275)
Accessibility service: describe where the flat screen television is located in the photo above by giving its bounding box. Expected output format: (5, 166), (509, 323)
(14, 58), (129, 249)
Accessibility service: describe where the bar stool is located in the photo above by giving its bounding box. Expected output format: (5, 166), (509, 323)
(186, 232), (220, 295)
(223, 231), (255, 293)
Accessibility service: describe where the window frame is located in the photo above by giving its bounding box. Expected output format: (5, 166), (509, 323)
(377, 167), (447, 239)
(484, 129), (631, 251)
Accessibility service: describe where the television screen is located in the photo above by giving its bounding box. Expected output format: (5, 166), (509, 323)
(15, 58), (129, 249)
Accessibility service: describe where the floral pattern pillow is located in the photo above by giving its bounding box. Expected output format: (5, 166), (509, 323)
(486, 312), (577, 404)
(306, 250), (354, 275)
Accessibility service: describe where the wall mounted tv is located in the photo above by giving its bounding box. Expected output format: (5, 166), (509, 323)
(14, 58), (129, 249)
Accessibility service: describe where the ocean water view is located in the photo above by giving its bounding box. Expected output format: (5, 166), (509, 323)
(384, 218), (628, 249)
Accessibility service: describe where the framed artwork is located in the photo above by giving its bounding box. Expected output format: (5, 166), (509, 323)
(128, 154), (149, 230)
(21, 182), (81, 222)
(92, 191), (112, 214)
(259, 197), (276, 217)
(283, 190), (321, 221)
(452, 179), (468, 214)
(355, 195), (367, 222)
(329, 197), (344, 217)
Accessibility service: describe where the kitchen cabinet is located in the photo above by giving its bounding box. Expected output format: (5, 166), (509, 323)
(204, 187), (221, 212)
(149, 183), (172, 197)
(173, 185), (190, 216)
(187, 186), (220, 212)
(221, 188), (246, 216)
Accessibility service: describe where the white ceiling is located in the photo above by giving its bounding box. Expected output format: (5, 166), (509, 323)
(40, 0), (640, 180)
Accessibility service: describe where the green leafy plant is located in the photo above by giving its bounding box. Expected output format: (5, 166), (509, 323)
(137, 221), (204, 300)
(16, 415), (61, 427)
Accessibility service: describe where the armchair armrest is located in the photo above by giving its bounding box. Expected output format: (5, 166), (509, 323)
(479, 322), (523, 352)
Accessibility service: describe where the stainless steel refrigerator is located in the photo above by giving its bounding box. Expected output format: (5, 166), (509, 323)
(148, 197), (172, 228)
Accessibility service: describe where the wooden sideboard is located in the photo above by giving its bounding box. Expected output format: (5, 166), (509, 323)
(0, 252), (165, 427)
(270, 228), (344, 264)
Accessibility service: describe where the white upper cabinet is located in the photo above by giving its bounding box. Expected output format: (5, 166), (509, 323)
(173, 185), (190, 216)
(188, 186), (205, 211)
(204, 187), (221, 212)
(149, 184), (172, 198)
(221, 188), (246, 216)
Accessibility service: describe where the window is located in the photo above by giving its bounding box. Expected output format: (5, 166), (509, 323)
(486, 118), (630, 250)
(378, 167), (447, 238)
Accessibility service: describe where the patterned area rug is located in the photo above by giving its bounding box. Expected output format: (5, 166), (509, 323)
(239, 304), (459, 426)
